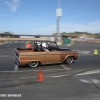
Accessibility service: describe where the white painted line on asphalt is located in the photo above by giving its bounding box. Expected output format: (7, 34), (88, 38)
(91, 79), (100, 84)
(60, 64), (71, 70)
(14, 64), (18, 72)
(78, 51), (91, 54)
(79, 79), (91, 83)
(6, 44), (12, 47)
(79, 79), (100, 84)
(16, 84), (25, 88)
(75, 69), (100, 76)
(51, 74), (69, 78)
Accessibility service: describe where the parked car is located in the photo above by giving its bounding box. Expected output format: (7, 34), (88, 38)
(14, 40), (78, 68)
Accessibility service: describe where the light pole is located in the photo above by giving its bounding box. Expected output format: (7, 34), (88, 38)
(56, 0), (62, 43)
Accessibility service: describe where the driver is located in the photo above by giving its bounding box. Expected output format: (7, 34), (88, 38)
(42, 43), (49, 52)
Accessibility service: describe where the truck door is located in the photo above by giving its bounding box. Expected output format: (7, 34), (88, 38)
(45, 51), (62, 63)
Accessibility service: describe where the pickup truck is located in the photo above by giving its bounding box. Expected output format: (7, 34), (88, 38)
(14, 40), (78, 68)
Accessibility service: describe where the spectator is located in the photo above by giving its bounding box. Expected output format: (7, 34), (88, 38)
(25, 42), (33, 49)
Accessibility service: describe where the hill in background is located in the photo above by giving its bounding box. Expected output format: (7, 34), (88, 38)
(52, 31), (100, 38)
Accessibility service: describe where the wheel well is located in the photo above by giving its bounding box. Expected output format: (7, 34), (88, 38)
(38, 61), (41, 65)
(27, 61), (41, 65)
(72, 56), (76, 60)
(64, 56), (74, 62)
(64, 56), (74, 64)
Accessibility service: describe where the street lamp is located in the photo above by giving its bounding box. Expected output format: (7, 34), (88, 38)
(56, 0), (62, 43)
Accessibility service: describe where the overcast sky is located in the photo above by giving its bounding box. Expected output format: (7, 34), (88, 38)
(0, 0), (100, 35)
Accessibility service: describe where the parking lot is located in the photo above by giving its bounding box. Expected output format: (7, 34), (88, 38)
(0, 41), (100, 100)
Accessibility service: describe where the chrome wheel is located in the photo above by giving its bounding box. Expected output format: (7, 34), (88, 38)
(66, 56), (74, 64)
(28, 61), (39, 68)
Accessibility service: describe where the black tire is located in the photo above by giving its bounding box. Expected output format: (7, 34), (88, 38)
(28, 61), (39, 68)
(65, 56), (74, 64)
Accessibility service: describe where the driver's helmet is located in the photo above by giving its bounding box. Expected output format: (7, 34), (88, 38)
(37, 42), (41, 45)
(42, 43), (46, 48)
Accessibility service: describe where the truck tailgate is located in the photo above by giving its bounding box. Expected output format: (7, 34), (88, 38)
(14, 48), (20, 67)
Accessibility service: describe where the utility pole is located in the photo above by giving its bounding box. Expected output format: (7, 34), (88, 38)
(56, 0), (62, 43)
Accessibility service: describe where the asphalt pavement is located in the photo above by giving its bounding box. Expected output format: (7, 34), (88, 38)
(0, 41), (100, 100)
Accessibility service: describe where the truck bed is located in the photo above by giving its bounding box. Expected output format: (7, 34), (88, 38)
(15, 48), (34, 53)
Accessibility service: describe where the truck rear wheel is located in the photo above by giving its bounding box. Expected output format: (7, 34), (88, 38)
(28, 61), (39, 68)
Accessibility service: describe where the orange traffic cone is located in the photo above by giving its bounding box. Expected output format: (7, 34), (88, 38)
(37, 68), (44, 82)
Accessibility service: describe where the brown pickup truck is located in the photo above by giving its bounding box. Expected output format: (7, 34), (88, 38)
(14, 40), (78, 68)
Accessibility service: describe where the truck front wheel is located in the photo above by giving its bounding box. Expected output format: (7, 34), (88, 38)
(65, 56), (74, 64)
(28, 61), (39, 68)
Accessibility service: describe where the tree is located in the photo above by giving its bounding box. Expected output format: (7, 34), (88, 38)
(0, 31), (19, 38)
